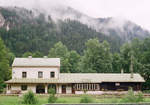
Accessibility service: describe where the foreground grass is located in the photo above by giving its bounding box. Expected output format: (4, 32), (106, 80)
(0, 96), (46, 105)
(1, 95), (150, 105)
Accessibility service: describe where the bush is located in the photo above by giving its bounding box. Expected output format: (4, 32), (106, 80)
(0, 80), (5, 93)
(121, 88), (144, 103)
(143, 90), (150, 93)
(48, 88), (57, 103)
(48, 95), (57, 103)
(80, 94), (93, 103)
(48, 88), (55, 95)
(22, 90), (38, 104)
(136, 91), (144, 102)
(122, 88), (136, 102)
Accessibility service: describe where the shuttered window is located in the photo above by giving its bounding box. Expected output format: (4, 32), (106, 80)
(22, 72), (27, 78)
(38, 71), (43, 78)
(50, 72), (55, 78)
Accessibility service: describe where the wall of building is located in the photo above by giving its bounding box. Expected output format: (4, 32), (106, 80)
(57, 84), (62, 94)
(66, 85), (72, 94)
(12, 67), (60, 79)
(7, 83), (61, 94)
(56, 84), (72, 94)
(7, 83), (141, 94)
(7, 84), (36, 94)
(100, 82), (141, 91)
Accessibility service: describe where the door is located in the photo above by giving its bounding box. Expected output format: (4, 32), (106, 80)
(72, 84), (75, 94)
(36, 84), (45, 94)
(62, 85), (66, 94)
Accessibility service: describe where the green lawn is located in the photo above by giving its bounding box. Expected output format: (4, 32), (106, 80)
(1, 95), (150, 105)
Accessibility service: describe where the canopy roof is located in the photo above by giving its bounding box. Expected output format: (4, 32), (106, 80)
(6, 73), (145, 84)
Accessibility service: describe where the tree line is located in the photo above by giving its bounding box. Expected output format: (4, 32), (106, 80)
(0, 37), (150, 92)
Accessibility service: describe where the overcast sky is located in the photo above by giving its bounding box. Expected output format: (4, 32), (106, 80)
(0, 0), (150, 30)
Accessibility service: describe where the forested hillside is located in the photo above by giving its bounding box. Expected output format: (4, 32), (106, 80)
(0, 7), (123, 56)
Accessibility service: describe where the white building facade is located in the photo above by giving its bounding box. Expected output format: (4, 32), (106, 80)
(6, 57), (145, 94)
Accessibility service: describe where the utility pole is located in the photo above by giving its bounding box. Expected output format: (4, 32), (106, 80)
(130, 51), (134, 78)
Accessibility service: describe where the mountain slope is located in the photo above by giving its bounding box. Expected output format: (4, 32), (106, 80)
(0, 6), (123, 56)
(96, 17), (150, 41)
(0, 6), (149, 56)
(44, 6), (150, 41)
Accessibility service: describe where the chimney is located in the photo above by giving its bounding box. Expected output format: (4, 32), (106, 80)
(43, 56), (48, 58)
(130, 54), (134, 78)
(28, 56), (32, 59)
(121, 69), (124, 74)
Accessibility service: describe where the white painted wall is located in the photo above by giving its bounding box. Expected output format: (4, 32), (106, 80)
(57, 84), (72, 94)
(7, 84), (36, 94)
(57, 84), (62, 94)
(12, 67), (60, 79)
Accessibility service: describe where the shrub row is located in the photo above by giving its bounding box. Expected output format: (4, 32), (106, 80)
(22, 88), (144, 104)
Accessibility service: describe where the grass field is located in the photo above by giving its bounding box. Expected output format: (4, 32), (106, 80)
(1, 95), (150, 105)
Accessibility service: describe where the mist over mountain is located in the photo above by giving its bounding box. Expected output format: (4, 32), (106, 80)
(39, 5), (150, 41)
(0, 6), (149, 56)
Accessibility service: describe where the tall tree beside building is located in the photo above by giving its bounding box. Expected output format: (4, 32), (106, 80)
(112, 53), (122, 73)
(80, 38), (112, 73)
(48, 42), (71, 73)
(120, 43), (132, 73)
(120, 39), (142, 73)
(0, 38), (11, 92)
(139, 38), (150, 90)
(48, 42), (81, 73)
(68, 50), (81, 73)
(119, 38), (150, 90)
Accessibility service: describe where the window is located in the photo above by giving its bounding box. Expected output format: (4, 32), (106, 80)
(21, 85), (27, 90)
(22, 72), (27, 78)
(50, 72), (55, 78)
(8, 85), (11, 90)
(38, 71), (43, 78)
(74, 83), (99, 91)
